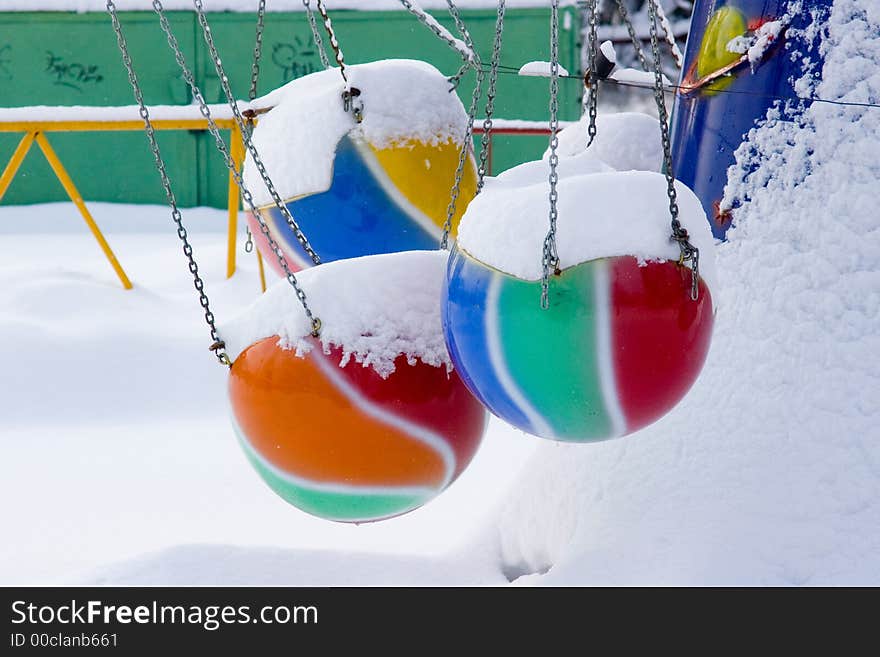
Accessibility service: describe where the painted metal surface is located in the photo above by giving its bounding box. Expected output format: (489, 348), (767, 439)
(670, 0), (832, 239)
(247, 134), (477, 273)
(229, 337), (486, 523)
(442, 247), (715, 442)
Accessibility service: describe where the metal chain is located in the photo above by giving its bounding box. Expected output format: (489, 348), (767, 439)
(315, 0), (347, 82)
(585, 0), (599, 146)
(302, 0), (330, 69)
(446, 1), (481, 88)
(654, 0), (684, 69)
(152, 1), (322, 334)
(446, 0), (478, 62)
(314, 0), (363, 121)
(476, 0), (505, 191)
(577, 1), (591, 115)
(106, 0), (230, 365)
(192, 0), (322, 265)
(541, 0), (562, 310)
(242, 0), (267, 259)
(398, 0), (474, 66)
(440, 65), (484, 250)
(248, 0), (267, 101)
(615, 0), (649, 71)
(646, 0), (699, 300)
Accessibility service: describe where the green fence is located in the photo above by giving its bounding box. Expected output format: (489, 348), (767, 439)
(0, 9), (581, 208)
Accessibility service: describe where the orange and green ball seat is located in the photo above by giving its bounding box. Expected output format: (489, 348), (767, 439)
(229, 337), (486, 522)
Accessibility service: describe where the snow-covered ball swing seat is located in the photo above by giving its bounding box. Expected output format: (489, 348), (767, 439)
(437, 0), (717, 444)
(245, 60), (478, 274)
(224, 251), (486, 523)
(220, 59), (488, 523)
(442, 116), (717, 442)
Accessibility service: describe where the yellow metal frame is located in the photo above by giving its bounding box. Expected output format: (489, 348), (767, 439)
(0, 118), (249, 290)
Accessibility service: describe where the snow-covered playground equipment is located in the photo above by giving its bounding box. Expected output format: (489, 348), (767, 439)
(105, 0), (719, 520)
(443, 168), (715, 442)
(671, 0), (834, 239)
(244, 60), (478, 275)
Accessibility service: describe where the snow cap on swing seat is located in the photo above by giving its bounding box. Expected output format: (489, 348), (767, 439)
(221, 250), (453, 378)
(244, 59), (470, 207)
(456, 168), (717, 293)
(546, 111), (665, 172)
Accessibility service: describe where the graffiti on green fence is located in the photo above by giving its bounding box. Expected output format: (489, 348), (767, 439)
(45, 51), (104, 92)
(271, 37), (321, 82)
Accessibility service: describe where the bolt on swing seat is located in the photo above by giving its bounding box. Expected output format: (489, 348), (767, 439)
(442, 162), (717, 443)
(243, 60), (478, 274)
(224, 251), (487, 523)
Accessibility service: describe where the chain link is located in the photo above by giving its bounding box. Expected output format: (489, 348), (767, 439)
(438, 0), (486, 249)
(106, 0), (231, 365)
(398, 0), (475, 68)
(654, 0), (684, 69)
(446, 1), (481, 88)
(646, 0), (699, 300)
(445, 0), (476, 55)
(187, 0), (322, 330)
(441, 65), (484, 250)
(302, 0), (331, 69)
(244, 0), (266, 266)
(476, 0), (505, 191)
(615, 0), (649, 71)
(314, 0), (363, 121)
(585, 0), (599, 146)
(128, 1), (322, 339)
(541, 0), (562, 310)
(248, 0), (266, 101)
(192, 0), (322, 266)
(315, 0), (347, 82)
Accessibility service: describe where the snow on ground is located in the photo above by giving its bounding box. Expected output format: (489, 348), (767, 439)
(85, 544), (503, 586)
(0, 201), (537, 585)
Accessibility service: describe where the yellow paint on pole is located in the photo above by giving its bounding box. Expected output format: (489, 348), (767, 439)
(227, 124), (245, 279)
(0, 119), (237, 133)
(34, 132), (133, 290)
(0, 131), (36, 202)
(0, 114), (262, 287)
(256, 248), (267, 294)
